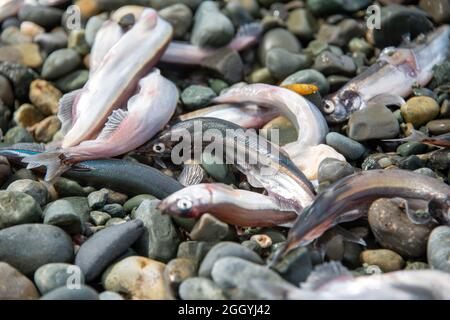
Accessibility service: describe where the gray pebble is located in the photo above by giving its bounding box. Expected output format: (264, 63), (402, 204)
(40, 285), (99, 300)
(258, 27), (301, 65)
(266, 48), (312, 80)
(326, 132), (366, 161)
(179, 277), (226, 300)
(41, 49), (81, 80)
(6, 179), (48, 206)
(189, 213), (230, 242)
(88, 189), (109, 210)
(317, 158), (356, 185)
(159, 4), (193, 39)
(0, 191), (42, 230)
(181, 85), (217, 110)
(34, 263), (85, 295)
(427, 226), (450, 273)
(43, 197), (90, 234)
(18, 4), (63, 30)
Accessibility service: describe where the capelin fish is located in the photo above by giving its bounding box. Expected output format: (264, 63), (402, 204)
(158, 183), (298, 227)
(179, 104), (279, 129)
(275, 169), (450, 260)
(213, 84), (345, 180)
(23, 69), (179, 181)
(323, 26), (450, 123)
(138, 118), (316, 213)
(60, 9), (172, 149)
(385, 128), (450, 148)
(251, 262), (450, 300)
(0, 146), (183, 198)
(89, 20), (124, 74)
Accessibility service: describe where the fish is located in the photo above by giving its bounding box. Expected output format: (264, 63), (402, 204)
(274, 169), (450, 261)
(0, 145), (183, 198)
(384, 129), (450, 148)
(251, 261), (450, 300)
(138, 118), (316, 213)
(213, 84), (345, 180)
(89, 20), (124, 74)
(23, 69), (179, 181)
(323, 25), (450, 123)
(158, 183), (298, 227)
(60, 9), (172, 149)
(179, 104), (279, 129)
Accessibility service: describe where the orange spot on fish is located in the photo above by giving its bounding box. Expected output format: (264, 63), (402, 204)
(281, 83), (319, 96)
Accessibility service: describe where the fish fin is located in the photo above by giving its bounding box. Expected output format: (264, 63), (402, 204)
(391, 197), (433, 225)
(229, 22), (263, 51)
(383, 129), (429, 143)
(22, 151), (71, 182)
(246, 174), (264, 188)
(301, 261), (353, 291)
(334, 225), (367, 246)
(58, 89), (82, 135)
(367, 93), (406, 108)
(178, 162), (205, 186)
(96, 109), (129, 141)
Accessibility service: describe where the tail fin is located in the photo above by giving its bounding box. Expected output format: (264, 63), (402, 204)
(22, 151), (71, 182)
(383, 129), (428, 143)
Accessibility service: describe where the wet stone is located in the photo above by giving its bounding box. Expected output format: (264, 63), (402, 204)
(34, 263), (85, 295)
(258, 28), (301, 65)
(54, 178), (87, 198)
(272, 247), (312, 285)
(317, 19), (365, 48)
(0, 191), (42, 229)
(41, 49), (81, 80)
(360, 249), (405, 272)
(90, 211), (111, 226)
(88, 189), (109, 210)
(18, 5), (64, 30)
(159, 4), (193, 39)
(326, 132), (366, 161)
(266, 48), (312, 80)
(426, 119), (450, 135)
(102, 204), (125, 218)
(0, 262), (39, 300)
(43, 197), (90, 234)
(313, 51), (356, 76)
(181, 85), (217, 110)
(6, 179), (48, 206)
(189, 213), (230, 242)
(177, 241), (215, 268)
(317, 158), (356, 185)
(397, 142), (428, 157)
(286, 8), (318, 41)
(179, 277), (226, 300)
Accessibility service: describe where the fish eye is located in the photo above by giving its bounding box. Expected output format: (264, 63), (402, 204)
(177, 198), (193, 213)
(153, 143), (165, 153)
(322, 101), (335, 114)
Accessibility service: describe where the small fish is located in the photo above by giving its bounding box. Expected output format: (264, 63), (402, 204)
(213, 84), (345, 180)
(251, 261), (450, 300)
(274, 169), (450, 261)
(60, 9), (172, 149)
(158, 183), (298, 227)
(323, 26), (450, 123)
(0, 145), (183, 198)
(384, 129), (450, 148)
(139, 118), (316, 213)
(89, 20), (124, 74)
(23, 69), (179, 181)
(179, 104), (279, 129)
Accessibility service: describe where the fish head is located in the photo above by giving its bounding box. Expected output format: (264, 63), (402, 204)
(322, 90), (365, 124)
(158, 186), (210, 218)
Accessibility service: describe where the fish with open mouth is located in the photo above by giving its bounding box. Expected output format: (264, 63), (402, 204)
(322, 26), (450, 123)
(213, 84), (345, 180)
(138, 117), (316, 213)
(59, 9), (172, 149)
(22, 69), (179, 181)
(272, 169), (450, 262)
(158, 183), (298, 227)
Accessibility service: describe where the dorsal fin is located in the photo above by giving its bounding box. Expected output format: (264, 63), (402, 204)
(301, 261), (353, 291)
(96, 109), (128, 141)
(58, 89), (82, 135)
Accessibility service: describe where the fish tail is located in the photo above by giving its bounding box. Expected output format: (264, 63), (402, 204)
(22, 151), (72, 182)
(383, 129), (428, 143)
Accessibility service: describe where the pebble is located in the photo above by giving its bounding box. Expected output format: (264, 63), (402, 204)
(54, 178), (87, 198)
(181, 85), (217, 110)
(164, 258), (197, 291)
(317, 19), (364, 48)
(211, 257), (284, 299)
(420, 0), (450, 23)
(427, 226), (450, 273)
(0, 191), (42, 229)
(368, 198), (437, 258)
(360, 249), (405, 272)
(18, 4), (64, 30)
(14, 103), (45, 128)
(84, 15), (107, 46)
(75, 219), (144, 282)
(0, 157), (12, 186)
(405, 261), (429, 270)
(0, 74), (14, 107)
(159, 4), (193, 39)
(191, 1), (234, 48)
(90, 211), (111, 226)
(189, 213), (229, 242)
(105, 189), (128, 205)
(88, 189), (109, 210)
(179, 277), (226, 300)
(307, 0), (372, 15)
(401, 96), (440, 128)
(6, 179), (48, 206)
(261, 116), (298, 146)
(272, 247), (312, 285)
(347, 105), (400, 141)
(177, 241), (215, 267)
(397, 142), (428, 157)
(281, 69), (330, 96)
(29, 80), (62, 116)
(313, 51), (356, 76)
(102, 256), (170, 300)
(0, 43), (42, 68)
(286, 8), (318, 41)
(68, 29), (90, 56)
(198, 242), (263, 278)
(0, 224), (74, 275)
(1, 26), (32, 45)
(43, 197), (90, 234)
(426, 119), (450, 135)
(35, 31), (68, 54)
(248, 67), (274, 84)
(102, 203), (125, 218)
(4, 126), (34, 144)
(201, 152), (235, 184)
(29, 115), (61, 143)
(41, 49), (81, 80)
(326, 132), (366, 161)
(34, 263), (85, 295)
(99, 291), (124, 300)
(131, 200), (180, 263)
(258, 28), (301, 65)
(40, 285), (99, 300)
(0, 61), (38, 100)
(266, 48), (312, 80)
(317, 158), (356, 186)
(0, 262), (40, 299)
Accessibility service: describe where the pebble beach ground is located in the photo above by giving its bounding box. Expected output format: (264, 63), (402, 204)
(0, 0), (450, 300)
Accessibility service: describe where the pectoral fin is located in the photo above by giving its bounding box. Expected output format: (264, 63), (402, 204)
(58, 89), (83, 135)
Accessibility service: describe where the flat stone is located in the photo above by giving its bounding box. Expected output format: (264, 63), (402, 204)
(34, 263), (85, 295)
(0, 262), (39, 299)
